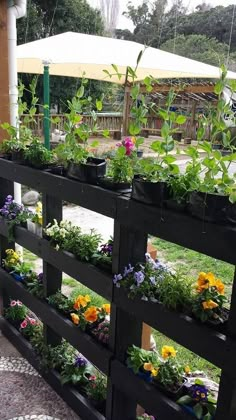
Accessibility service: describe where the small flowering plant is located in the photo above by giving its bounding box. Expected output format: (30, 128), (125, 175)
(113, 253), (172, 301)
(5, 300), (28, 321)
(61, 354), (93, 386)
(178, 378), (217, 419)
(92, 237), (113, 270)
(127, 345), (159, 379)
(44, 219), (74, 247)
(70, 293), (110, 331)
(20, 315), (39, 337)
(0, 195), (32, 240)
(85, 372), (107, 403)
(91, 320), (110, 346)
(2, 248), (22, 271)
(106, 144), (134, 184)
(31, 202), (42, 225)
(192, 272), (227, 324)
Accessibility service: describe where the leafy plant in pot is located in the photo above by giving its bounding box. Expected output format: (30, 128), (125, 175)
(61, 81), (106, 184)
(132, 89), (186, 206)
(24, 138), (53, 169)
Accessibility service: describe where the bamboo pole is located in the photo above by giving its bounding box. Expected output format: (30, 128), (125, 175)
(0, 0), (10, 141)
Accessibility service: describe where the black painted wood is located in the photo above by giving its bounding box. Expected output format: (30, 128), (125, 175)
(0, 221), (112, 301)
(0, 318), (105, 420)
(0, 268), (111, 374)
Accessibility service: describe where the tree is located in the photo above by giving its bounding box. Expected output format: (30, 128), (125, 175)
(17, 0), (105, 111)
(100, 0), (120, 35)
(160, 34), (230, 67)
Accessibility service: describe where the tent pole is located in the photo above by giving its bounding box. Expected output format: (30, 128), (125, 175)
(43, 64), (50, 149)
(122, 85), (131, 137)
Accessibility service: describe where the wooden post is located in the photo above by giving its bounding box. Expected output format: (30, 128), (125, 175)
(0, 0), (10, 141)
(122, 85), (131, 137)
(191, 101), (197, 140)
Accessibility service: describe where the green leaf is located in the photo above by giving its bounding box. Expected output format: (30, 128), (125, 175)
(195, 378), (204, 385)
(161, 122), (170, 138)
(177, 395), (192, 405)
(131, 85), (139, 99)
(102, 129), (110, 138)
(136, 49), (143, 66)
(96, 100), (103, 111)
(103, 69), (112, 78)
(129, 122), (141, 136)
(163, 155), (176, 164)
(90, 140), (99, 148)
(159, 109), (169, 121)
(77, 86), (84, 98)
(176, 115), (187, 125)
(193, 403), (203, 419)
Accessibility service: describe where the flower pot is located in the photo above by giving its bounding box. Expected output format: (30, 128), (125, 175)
(98, 177), (132, 192)
(173, 132), (182, 142)
(184, 138), (191, 145)
(67, 158), (106, 184)
(212, 144), (222, 150)
(12, 272), (25, 282)
(137, 150), (143, 158)
(132, 177), (169, 206)
(45, 165), (66, 176)
(221, 149), (231, 156)
(188, 191), (236, 225)
(27, 220), (43, 237)
(11, 150), (26, 165)
(154, 379), (186, 400)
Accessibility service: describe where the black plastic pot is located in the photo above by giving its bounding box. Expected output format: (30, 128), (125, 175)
(189, 191), (236, 225)
(212, 144), (222, 150)
(98, 177), (131, 192)
(67, 158), (106, 184)
(153, 378), (186, 400)
(11, 150), (26, 165)
(45, 165), (66, 176)
(221, 149), (231, 156)
(173, 132), (182, 142)
(131, 177), (169, 206)
(165, 198), (187, 212)
(137, 150), (143, 158)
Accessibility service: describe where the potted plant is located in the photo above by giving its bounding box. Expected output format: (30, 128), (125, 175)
(127, 345), (159, 383)
(85, 372), (107, 414)
(61, 354), (93, 387)
(24, 138), (53, 169)
(5, 300), (28, 328)
(178, 378), (217, 419)
(90, 320), (110, 346)
(27, 201), (43, 237)
(92, 237), (113, 272)
(0, 194), (32, 241)
(192, 271), (228, 329)
(47, 291), (74, 316)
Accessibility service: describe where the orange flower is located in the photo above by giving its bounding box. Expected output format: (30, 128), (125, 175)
(71, 313), (80, 325)
(102, 304), (110, 314)
(197, 272), (216, 292)
(73, 294), (91, 310)
(215, 279), (225, 295)
(84, 306), (98, 323)
(202, 300), (218, 310)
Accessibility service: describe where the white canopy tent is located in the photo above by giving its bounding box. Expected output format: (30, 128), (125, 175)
(17, 31), (236, 83)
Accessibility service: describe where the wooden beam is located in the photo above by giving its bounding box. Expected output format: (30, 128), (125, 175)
(122, 85), (131, 137)
(140, 84), (215, 94)
(0, 0), (9, 141)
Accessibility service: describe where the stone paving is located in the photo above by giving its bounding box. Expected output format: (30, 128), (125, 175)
(0, 335), (80, 420)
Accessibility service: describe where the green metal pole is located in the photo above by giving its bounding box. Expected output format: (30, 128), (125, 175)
(43, 65), (50, 150)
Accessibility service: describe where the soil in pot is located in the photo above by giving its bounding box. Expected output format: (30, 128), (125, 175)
(67, 157), (106, 184)
(153, 378), (186, 400)
(188, 191), (236, 225)
(98, 177), (131, 192)
(132, 176), (169, 206)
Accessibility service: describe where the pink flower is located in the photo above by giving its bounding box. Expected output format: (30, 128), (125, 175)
(123, 137), (134, 156)
(10, 300), (17, 307)
(27, 317), (37, 325)
(20, 320), (28, 329)
(16, 300), (22, 306)
(89, 375), (97, 381)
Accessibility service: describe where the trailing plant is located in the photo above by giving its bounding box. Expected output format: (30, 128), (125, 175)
(192, 272), (227, 323)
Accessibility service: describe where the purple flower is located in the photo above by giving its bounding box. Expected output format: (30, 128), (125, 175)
(190, 384), (208, 402)
(6, 195), (13, 202)
(149, 276), (156, 285)
(113, 273), (122, 286)
(37, 272), (43, 283)
(134, 271), (145, 286)
(123, 264), (134, 277)
(74, 356), (87, 368)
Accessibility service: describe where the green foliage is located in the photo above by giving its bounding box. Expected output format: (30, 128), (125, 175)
(127, 345), (158, 374)
(158, 272), (193, 311)
(24, 138), (53, 167)
(85, 372), (107, 402)
(48, 291), (74, 314)
(5, 301), (28, 321)
(154, 358), (183, 391)
(107, 145), (134, 183)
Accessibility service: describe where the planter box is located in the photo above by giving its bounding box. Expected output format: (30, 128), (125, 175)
(67, 158), (106, 184)
(98, 177), (131, 192)
(131, 177), (168, 206)
(27, 220), (43, 237)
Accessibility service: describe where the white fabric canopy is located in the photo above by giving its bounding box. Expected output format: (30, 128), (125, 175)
(17, 32), (236, 83)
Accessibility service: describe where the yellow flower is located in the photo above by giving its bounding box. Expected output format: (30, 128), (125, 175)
(73, 294), (91, 310)
(202, 300), (218, 310)
(84, 306), (98, 323)
(70, 313), (80, 325)
(215, 279), (225, 295)
(197, 272), (216, 292)
(151, 368), (159, 377)
(184, 366), (191, 374)
(161, 345), (177, 359)
(102, 303), (110, 314)
(38, 216), (43, 226)
(131, 136), (136, 144)
(143, 362), (154, 372)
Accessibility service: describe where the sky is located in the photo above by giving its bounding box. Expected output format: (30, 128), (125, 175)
(89, 0), (236, 30)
